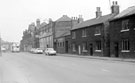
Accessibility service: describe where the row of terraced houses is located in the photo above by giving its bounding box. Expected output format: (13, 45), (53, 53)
(21, 1), (135, 58)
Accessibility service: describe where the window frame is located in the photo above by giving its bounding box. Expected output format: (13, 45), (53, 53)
(95, 26), (101, 36)
(121, 19), (129, 32)
(121, 39), (130, 52)
(72, 31), (76, 39)
(72, 43), (76, 52)
(82, 29), (87, 37)
(82, 42), (87, 52)
(95, 40), (102, 52)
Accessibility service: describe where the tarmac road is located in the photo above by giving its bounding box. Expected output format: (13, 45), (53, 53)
(1, 52), (135, 83)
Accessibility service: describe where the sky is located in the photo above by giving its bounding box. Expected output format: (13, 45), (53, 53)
(0, 0), (135, 42)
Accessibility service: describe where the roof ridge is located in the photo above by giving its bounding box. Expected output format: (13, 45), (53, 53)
(56, 15), (71, 22)
(72, 14), (114, 30)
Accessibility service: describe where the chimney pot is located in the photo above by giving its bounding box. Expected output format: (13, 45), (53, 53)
(79, 15), (82, 18)
(97, 7), (100, 11)
(96, 7), (102, 18)
(115, 1), (117, 5)
(113, 1), (115, 5)
(78, 15), (83, 23)
(111, 1), (119, 14)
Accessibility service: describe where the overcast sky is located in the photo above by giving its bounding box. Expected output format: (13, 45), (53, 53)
(0, 0), (135, 42)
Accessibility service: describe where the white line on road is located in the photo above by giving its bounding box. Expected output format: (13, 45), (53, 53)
(101, 69), (110, 72)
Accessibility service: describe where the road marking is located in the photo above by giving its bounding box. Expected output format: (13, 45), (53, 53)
(102, 69), (110, 72)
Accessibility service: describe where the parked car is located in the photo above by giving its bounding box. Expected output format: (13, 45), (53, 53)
(30, 48), (36, 53)
(30, 48), (43, 54)
(1, 47), (6, 52)
(34, 48), (43, 54)
(44, 48), (56, 55)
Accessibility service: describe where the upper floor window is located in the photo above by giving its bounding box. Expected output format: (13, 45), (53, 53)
(49, 28), (52, 32)
(82, 29), (87, 37)
(72, 32), (76, 39)
(95, 26), (101, 36)
(121, 19), (129, 32)
(121, 39), (130, 52)
(45, 29), (48, 33)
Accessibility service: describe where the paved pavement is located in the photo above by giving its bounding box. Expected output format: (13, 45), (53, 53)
(58, 53), (135, 63)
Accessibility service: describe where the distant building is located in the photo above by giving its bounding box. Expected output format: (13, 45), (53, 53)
(20, 19), (41, 51)
(39, 19), (54, 50)
(39, 15), (82, 53)
(1, 41), (12, 52)
(54, 15), (82, 53)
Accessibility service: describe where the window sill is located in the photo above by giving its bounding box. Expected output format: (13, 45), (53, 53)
(82, 36), (87, 37)
(82, 50), (88, 52)
(121, 50), (130, 52)
(94, 34), (101, 36)
(95, 50), (102, 52)
(120, 29), (129, 32)
(73, 50), (76, 52)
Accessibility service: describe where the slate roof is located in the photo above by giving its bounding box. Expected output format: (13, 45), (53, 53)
(113, 6), (135, 20)
(56, 15), (71, 22)
(62, 31), (70, 36)
(72, 14), (115, 30)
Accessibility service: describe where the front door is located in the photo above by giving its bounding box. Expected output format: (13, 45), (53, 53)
(78, 45), (81, 55)
(114, 42), (119, 57)
(89, 44), (93, 56)
(65, 41), (68, 53)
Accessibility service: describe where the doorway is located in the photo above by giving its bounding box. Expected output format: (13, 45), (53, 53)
(89, 44), (93, 56)
(65, 41), (68, 53)
(114, 42), (119, 57)
(78, 45), (81, 55)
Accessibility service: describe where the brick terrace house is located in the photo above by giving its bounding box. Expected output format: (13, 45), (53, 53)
(56, 31), (71, 53)
(54, 15), (72, 52)
(109, 6), (135, 58)
(71, 1), (119, 56)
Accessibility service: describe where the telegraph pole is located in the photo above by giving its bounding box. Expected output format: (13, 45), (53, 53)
(0, 33), (2, 56)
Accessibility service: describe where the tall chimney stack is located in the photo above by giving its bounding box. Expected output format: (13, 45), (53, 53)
(111, 1), (119, 15)
(78, 15), (83, 23)
(36, 19), (40, 29)
(96, 7), (102, 18)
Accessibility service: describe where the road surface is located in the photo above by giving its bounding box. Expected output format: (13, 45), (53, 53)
(1, 52), (135, 83)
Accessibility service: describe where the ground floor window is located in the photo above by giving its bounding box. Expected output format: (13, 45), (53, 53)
(121, 39), (130, 52)
(82, 42), (87, 52)
(57, 41), (65, 47)
(95, 40), (101, 52)
(72, 43), (76, 52)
